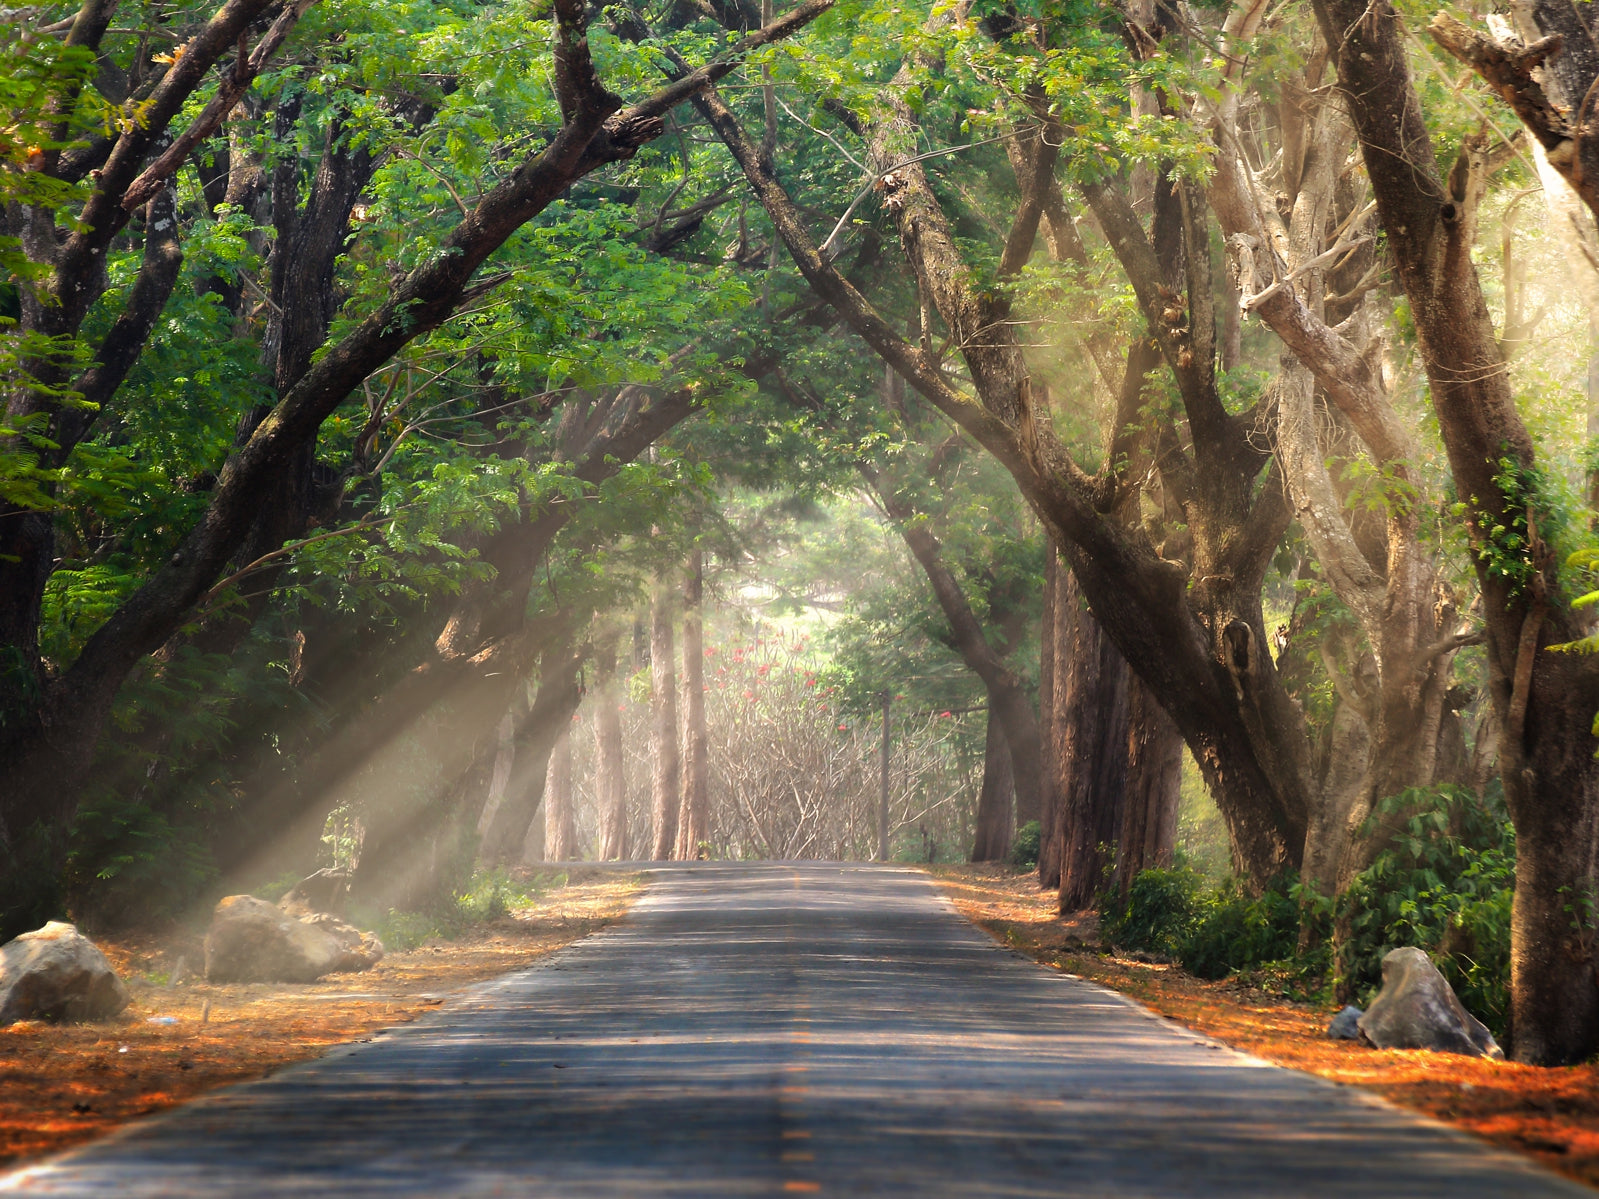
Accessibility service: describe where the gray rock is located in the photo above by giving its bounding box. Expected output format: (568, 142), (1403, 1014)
(0, 921), (130, 1026)
(302, 912), (384, 974)
(1326, 1004), (1363, 1040)
(204, 895), (382, 984)
(1357, 947), (1502, 1059)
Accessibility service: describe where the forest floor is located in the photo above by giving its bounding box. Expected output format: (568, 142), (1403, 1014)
(931, 863), (1599, 1190)
(0, 867), (642, 1173)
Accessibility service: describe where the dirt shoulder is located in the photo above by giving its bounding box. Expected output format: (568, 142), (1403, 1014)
(0, 867), (643, 1173)
(929, 863), (1599, 1191)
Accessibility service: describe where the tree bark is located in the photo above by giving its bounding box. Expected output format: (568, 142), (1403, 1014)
(675, 551), (709, 859)
(970, 710), (1015, 862)
(1038, 546), (1063, 888)
(544, 721), (578, 861)
(649, 586), (681, 860)
(1115, 675), (1183, 895)
(594, 635), (629, 860)
(1055, 568), (1132, 912)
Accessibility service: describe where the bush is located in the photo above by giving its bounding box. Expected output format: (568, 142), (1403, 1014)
(1101, 867), (1303, 981)
(1100, 866), (1206, 958)
(1335, 783), (1514, 1035)
(1103, 783), (1513, 1034)
(1177, 879), (1302, 981)
(367, 868), (557, 953)
(1008, 821), (1042, 869)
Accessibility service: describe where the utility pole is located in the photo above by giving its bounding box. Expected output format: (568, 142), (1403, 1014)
(877, 689), (890, 862)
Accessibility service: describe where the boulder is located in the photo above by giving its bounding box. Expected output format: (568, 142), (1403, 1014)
(204, 895), (382, 984)
(1326, 1004), (1363, 1040)
(0, 922), (129, 1026)
(1357, 947), (1503, 1059)
(301, 912), (384, 974)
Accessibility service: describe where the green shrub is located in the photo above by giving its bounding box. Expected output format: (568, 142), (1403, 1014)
(1177, 879), (1301, 981)
(373, 910), (447, 953)
(1105, 783), (1513, 1035)
(1335, 783), (1514, 1036)
(368, 868), (554, 953)
(1101, 867), (1303, 981)
(1008, 821), (1042, 869)
(1100, 866), (1206, 958)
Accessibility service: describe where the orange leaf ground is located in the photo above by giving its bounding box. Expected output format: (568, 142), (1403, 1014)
(0, 868), (641, 1173)
(930, 863), (1599, 1190)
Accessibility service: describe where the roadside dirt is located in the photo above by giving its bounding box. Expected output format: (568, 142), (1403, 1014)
(931, 863), (1599, 1190)
(0, 867), (642, 1173)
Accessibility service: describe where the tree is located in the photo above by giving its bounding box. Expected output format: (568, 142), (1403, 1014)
(676, 550), (710, 860)
(0, 0), (832, 883)
(1312, 0), (1599, 1066)
(649, 581), (681, 860)
(593, 634), (629, 860)
(545, 719), (578, 862)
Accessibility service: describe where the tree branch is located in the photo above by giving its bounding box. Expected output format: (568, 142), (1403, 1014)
(120, 0), (320, 211)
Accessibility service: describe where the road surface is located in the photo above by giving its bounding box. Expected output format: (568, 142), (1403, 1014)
(2, 863), (1587, 1196)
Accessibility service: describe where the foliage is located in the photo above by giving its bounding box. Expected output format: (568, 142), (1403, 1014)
(1099, 867), (1303, 983)
(1105, 784), (1514, 1032)
(1009, 820), (1041, 869)
(1335, 784), (1515, 1036)
(366, 868), (559, 952)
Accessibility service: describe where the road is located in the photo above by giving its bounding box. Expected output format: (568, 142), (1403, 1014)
(2, 863), (1587, 1196)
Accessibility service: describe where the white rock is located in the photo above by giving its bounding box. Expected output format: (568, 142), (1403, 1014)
(204, 895), (382, 983)
(0, 922), (129, 1026)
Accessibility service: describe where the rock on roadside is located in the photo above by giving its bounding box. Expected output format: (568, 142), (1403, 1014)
(204, 895), (384, 984)
(1357, 947), (1502, 1059)
(1326, 1004), (1363, 1040)
(0, 922), (130, 1027)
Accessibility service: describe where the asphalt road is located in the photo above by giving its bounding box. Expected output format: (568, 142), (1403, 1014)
(2, 863), (1588, 1196)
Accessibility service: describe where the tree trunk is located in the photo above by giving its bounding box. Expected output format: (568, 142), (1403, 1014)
(475, 699), (524, 845)
(477, 642), (586, 867)
(1318, 0), (1599, 1063)
(1038, 545), (1063, 888)
(970, 709), (1015, 862)
(594, 636), (629, 861)
(521, 791), (547, 865)
(1115, 675), (1182, 895)
(1056, 568), (1132, 912)
(675, 551), (709, 859)
(862, 467), (1045, 849)
(649, 587), (680, 860)
(544, 721), (577, 861)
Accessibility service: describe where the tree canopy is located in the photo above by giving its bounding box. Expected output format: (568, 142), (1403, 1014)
(6, 0), (1599, 1066)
